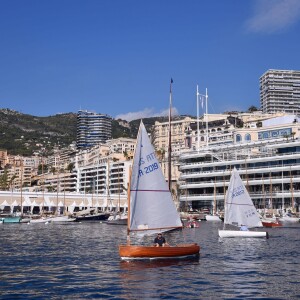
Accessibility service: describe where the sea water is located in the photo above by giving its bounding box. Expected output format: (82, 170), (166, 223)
(0, 221), (299, 299)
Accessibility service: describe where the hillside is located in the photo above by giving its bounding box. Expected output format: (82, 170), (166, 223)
(0, 109), (188, 156)
(0, 109), (78, 156)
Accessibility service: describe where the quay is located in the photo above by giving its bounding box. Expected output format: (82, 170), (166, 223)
(0, 191), (127, 215)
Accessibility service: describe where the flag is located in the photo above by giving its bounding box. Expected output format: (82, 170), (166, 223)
(171, 78), (173, 84)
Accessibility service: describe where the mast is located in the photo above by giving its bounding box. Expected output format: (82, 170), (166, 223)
(20, 158), (23, 217)
(282, 161), (284, 211)
(56, 169), (59, 216)
(41, 159), (45, 216)
(106, 160), (110, 211)
(290, 166), (294, 210)
(269, 172), (273, 213)
(117, 164), (120, 215)
(196, 85), (200, 151)
(205, 88), (208, 147)
(126, 168), (132, 245)
(168, 78), (173, 191)
(262, 173), (265, 217)
(63, 172), (66, 215)
(213, 177), (216, 215)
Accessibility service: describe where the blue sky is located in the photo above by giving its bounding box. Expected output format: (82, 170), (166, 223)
(1, 0), (300, 121)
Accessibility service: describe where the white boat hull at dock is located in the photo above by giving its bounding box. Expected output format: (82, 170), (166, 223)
(205, 215), (222, 221)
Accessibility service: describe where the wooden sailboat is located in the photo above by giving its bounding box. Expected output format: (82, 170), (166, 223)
(119, 122), (200, 259)
(219, 168), (268, 238)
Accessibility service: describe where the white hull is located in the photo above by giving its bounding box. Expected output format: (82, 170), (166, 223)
(49, 216), (76, 222)
(205, 215), (221, 221)
(30, 217), (52, 223)
(218, 230), (267, 238)
(278, 216), (299, 223)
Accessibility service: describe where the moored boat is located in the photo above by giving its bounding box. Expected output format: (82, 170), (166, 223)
(72, 208), (110, 222)
(279, 213), (299, 223)
(261, 217), (282, 228)
(75, 212), (110, 222)
(0, 216), (21, 223)
(106, 213), (127, 225)
(49, 215), (76, 222)
(205, 215), (222, 221)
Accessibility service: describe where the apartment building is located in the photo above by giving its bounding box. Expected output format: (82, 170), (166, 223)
(76, 110), (112, 149)
(106, 137), (136, 156)
(0, 149), (7, 169)
(153, 117), (196, 154)
(260, 69), (300, 114)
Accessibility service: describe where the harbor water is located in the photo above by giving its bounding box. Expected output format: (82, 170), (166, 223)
(0, 221), (299, 299)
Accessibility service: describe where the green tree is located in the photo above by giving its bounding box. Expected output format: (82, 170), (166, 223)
(248, 106), (258, 112)
(38, 164), (48, 175)
(0, 170), (9, 190)
(67, 162), (75, 173)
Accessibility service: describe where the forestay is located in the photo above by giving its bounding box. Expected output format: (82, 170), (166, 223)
(224, 168), (263, 228)
(129, 122), (182, 234)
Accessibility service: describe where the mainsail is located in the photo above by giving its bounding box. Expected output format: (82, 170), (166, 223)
(129, 122), (182, 234)
(224, 168), (263, 228)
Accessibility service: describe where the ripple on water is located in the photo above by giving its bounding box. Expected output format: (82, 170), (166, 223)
(0, 222), (299, 299)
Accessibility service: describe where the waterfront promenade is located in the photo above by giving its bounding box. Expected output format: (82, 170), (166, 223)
(0, 191), (127, 213)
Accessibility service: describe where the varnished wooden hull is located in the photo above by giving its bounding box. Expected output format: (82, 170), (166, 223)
(119, 244), (200, 259)
(262, 221), (282, 228)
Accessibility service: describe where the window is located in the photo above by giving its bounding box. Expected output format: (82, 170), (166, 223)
(236, 134), (242, 142)
(245, 134), (251, 141)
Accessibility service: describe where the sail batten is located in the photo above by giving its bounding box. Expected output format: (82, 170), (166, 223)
(129, 122), (182, 235)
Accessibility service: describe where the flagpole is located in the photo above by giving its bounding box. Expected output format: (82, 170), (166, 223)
(196, 85), (200, 152)
(168, 78), (173, 192)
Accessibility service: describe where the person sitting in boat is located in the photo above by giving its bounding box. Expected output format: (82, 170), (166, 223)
(154, 233), (168, 247)
(240, 224), (249, 231)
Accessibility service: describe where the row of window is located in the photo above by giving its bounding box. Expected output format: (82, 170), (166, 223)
(236, 134), (251, 142)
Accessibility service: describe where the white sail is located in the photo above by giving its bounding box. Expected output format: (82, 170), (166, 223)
(129, 122), (182, 233)
(224, 168), (263, 228)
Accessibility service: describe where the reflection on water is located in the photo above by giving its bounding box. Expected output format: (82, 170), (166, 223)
(0, 221), (299, 299)
(120, 256), (200, 270)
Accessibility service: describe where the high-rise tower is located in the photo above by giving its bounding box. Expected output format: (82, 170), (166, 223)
(260, 69), (300, 114)
(76, 110), (112, 149)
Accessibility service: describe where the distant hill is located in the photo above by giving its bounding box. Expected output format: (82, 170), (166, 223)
(0, 109), (191, 156)
(0, 109), (78, 156)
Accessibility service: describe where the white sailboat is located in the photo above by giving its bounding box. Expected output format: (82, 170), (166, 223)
(219, 168), (268, 238)
(119, 121), (200, 259)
